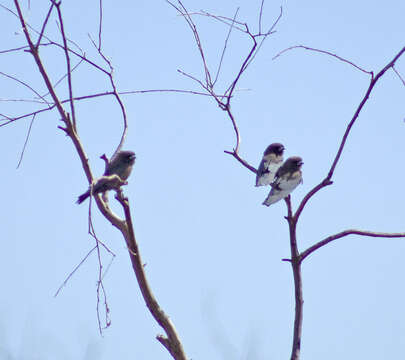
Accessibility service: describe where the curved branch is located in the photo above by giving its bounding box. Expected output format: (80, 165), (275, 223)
(88, 34), (128, 158)
(273, 45), (372, 75)
(224, 150), (257, 173)
(294, 46), (405, 221)
(300, 229), (405, 262)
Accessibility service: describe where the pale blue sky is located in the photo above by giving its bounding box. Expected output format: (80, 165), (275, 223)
(1, 0), (405, 359)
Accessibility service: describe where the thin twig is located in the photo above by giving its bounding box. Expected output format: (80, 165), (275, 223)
(213, 7), (239, 86)
(273, 45), (372, 75)
(88, 34), (128, 158)
(0, 71), (51, 106)
(224, 150), (257, 173)
(41, 57), (84, 99)
(0, 88), (221, 127)
(245, 7), (282, 69)
(54, 1), (77, 130)
(392, 65), (405, 87)
(194, 10), (246, 32)
(16, 113), (36, 168)
(97, 0), (103, 50)
(54, 245), (98, 297)
(168, 1), (213, 87)
(300, 230), (405, 262)
(0, 44), (33, 54)
(35, 1), (54, 49)
(89, 217), (113, 334)
(258, 0), (265, 34)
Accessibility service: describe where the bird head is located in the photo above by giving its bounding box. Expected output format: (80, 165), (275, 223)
(118, 151), (136, 165)
(264, 143), (285, 156)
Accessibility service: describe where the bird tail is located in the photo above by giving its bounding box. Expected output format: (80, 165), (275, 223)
(76, 190), (90, 204)
(262, 192), (284, 207)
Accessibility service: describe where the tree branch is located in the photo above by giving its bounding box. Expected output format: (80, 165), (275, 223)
(170, 1), (280, 173)
(13, 0), (125, 232)
(273, 45), (372, 75)
(284, 196), (303, 360)
(294, 46), (405, 221)
(54, 1), (77, 131)
(117, 192), (187, 360)
(300, 229), (405, 262)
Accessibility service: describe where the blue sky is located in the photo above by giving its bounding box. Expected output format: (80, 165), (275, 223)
(1, 0), (405, 359)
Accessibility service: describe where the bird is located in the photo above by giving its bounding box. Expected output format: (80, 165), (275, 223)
(256, 143), (285, 186)
(262, 156), (303, 206)
(77, 150), (136, 204)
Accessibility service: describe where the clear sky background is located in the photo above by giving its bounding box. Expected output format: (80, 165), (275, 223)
(1, 0), (405, 359)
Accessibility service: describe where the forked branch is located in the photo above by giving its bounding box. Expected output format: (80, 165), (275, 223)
(12, 3), (188, 358)
(294, 46), (405, 221)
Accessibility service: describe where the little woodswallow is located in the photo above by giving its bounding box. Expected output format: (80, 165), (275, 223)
(76, 150), (136, 204)
(256, 143), (285, 186)
(262, 156), (303, 206)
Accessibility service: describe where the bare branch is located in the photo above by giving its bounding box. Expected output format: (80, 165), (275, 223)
(223, 26), (257, 100)
(170, 1), (280, 182)
(284, 196), (303, 360)
(89, 217), (114, 334)
(273, 45), (372, 75)
(54, 1), (77, 130)
(258, 0), (264, 34)
(224, 150), (257, 173)
(41, 56), (84, 99)
(0, 88), (219, 127)
(1, 3), (110, 75)
(10, 2), (187, 356)
(194, 10), (246, 32)
(168, 1), (213, 87)
(294, 46), (405, 221)
(0, 71), (51, 106)
(301, 229), (405, 262)
(54, 245), (97, 297)
(16, 113), (36, 168)
(117, 192), (188, 360)
(13, 0), (125, 231)
(35, 1), (55, 49)
(0, 44), (32, 54)
(97, 0), (103, 50)
(213, 7), (239, 86)
(244, 7), (282, 70)
(393, 65), (405, 87)
(88, 34), (128, 158)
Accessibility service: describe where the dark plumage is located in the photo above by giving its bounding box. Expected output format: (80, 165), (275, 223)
(77, 151), (136, 204)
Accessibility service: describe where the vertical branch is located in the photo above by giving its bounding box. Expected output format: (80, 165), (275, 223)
(54, 1), (77, 131)
(89, 35), (128, 158)
(35, 1), (54, 49)
(97, 0), (103, 50)
(285, 196), (303, 360)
